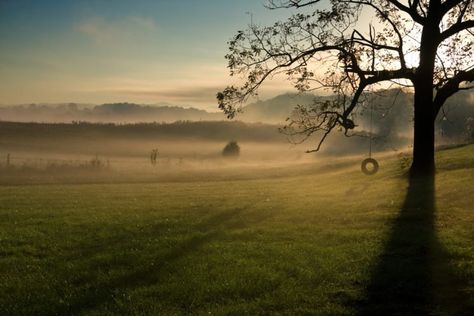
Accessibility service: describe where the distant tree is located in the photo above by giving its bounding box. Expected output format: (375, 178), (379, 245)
(222, 141), (240, 157)
(218, 0), (474, 178)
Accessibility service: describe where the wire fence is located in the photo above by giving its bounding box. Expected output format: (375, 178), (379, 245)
(0, 153), (195, 170)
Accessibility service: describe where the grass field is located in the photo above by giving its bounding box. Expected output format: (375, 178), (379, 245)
(0, 145), (473, 315)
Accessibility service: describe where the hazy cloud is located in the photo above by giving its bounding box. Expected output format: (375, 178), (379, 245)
(128, 16), (158, 31)
(76, 15), (158, 44)
(113, 86), (223, 106)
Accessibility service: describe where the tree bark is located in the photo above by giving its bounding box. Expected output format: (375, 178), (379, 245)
(410, 91), (436, 178)
(409, 2), (440, 179)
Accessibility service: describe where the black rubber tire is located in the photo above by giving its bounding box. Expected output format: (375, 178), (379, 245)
(361, 158), (379, 175)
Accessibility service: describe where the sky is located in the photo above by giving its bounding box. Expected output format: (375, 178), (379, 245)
(0, 0), (300, 110)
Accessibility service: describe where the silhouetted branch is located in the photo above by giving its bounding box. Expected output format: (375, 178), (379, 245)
(218, 0), (474, 153)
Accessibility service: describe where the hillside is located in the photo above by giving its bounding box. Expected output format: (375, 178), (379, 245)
(0, 102), (224, 123)
(1, 91), (472, 134)
(1, 144), (473, 314)
(239, 93), (318, 123)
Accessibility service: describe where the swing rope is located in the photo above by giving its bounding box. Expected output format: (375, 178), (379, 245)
(361, 96), (379, 175)
(369, 101), (373, 158)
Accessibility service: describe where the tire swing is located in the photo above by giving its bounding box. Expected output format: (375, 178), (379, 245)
(361, 157), (379, 175)
(361, 102), (379, 175)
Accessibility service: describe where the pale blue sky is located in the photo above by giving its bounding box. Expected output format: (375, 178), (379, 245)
(0, 0), (298, 109)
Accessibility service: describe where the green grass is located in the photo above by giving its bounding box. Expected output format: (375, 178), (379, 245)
(0, 146), (473, 315)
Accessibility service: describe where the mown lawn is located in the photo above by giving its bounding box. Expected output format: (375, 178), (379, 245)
(0, 146), (473, 315)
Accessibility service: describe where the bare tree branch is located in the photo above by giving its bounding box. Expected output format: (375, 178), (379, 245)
(433, 68), (474, 116)
(218, 0), (474, 158)
(439, 19), (474, 41)
(386, 0), (426, 24)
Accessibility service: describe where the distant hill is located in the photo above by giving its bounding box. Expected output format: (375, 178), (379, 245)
(240, 93), (319, 123)
(0, 102), (224, 123)
(0, 91), (472, 131)
(0, 93), (322, 124)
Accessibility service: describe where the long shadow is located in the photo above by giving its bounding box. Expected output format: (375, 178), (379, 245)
(54, 206), (271, 315)
(357, 175), (472, 315)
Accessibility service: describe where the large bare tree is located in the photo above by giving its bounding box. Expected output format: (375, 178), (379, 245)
(217, 0), (474, 177)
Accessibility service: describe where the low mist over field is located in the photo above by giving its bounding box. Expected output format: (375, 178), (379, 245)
(0, 119), (371, 185)
(1, 89), (473, 185)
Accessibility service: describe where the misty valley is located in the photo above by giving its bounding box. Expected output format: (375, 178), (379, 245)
(1, 90), (473, 185)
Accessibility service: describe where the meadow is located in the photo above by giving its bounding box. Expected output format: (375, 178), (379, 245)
(0, 141), (473, 315)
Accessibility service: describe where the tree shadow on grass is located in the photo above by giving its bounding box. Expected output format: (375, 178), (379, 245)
(356, 175), (472, 315)
(55, 206), (271, 315)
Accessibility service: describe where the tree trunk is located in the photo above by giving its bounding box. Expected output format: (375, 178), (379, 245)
(410, 91), (435, 178)
(410, 3), (440, 179)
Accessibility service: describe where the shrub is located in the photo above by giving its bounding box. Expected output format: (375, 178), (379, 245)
(222, 141), (240, 157)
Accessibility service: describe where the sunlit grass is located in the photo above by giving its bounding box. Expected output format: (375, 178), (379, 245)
(0, 146), (473, 315)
